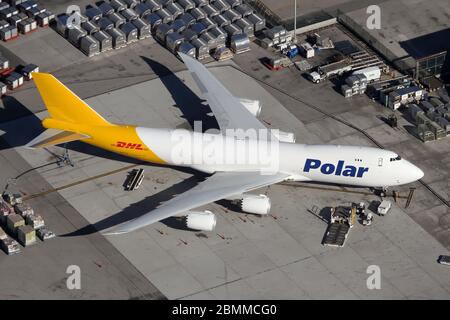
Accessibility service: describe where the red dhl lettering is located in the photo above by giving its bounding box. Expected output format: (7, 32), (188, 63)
(113, 141), (145, 150)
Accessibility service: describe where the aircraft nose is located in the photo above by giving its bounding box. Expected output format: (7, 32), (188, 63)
(405, 160), (424, 182)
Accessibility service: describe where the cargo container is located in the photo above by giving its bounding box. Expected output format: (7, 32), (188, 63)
(427, 121), (446, 139)
(223, 9), (240, 22)
(68, 25), (87, 46)
(17, 2), (35, 13)
(6, 214), (25, 235)
(17, 225), (36, 246)
(179, 12), (195, 27)
(20, 63), (39, 80)
(437, 117), (450, 133)
(98, 2), (114, 16)
(80, 35), (100, 56)
(266, 25), (285, 40)
(111, 0), (127, 12)
(160, 0), (173, 5)
(225, 0), (242, 8)
(203, 4), (219, 18)
(144, 12), (162, 32)
(0, 2), (9, 11)
(191, 7), (206, 21)
(213, 45), (233, 61)
(121, 8), (138, 21)
(212, 14), (230, 28)
(107, 12), (126, 28)
(35, 11), (53, 27)
(81, 20), (99, 34)
(420, 100), (435, 113)
(85, 7), (102, 22)
(209, 26), (226, 47)
(246, 13), (265, 32)
(0, 200), (13, 223)
(98, 17), (114, 30)
(3, 193), (22, 206)
(120, 21), (138, 43)
(56, 14), (79, 37)
(0, 20), (9, 30)
(134, 3), (151, 18)
(165, 2), (183, 20)
(155, 8), (173, 24)
(145, 0), (162, 13)
(429, 97), (444, 109)
(8, 14), (24, 27)
(200, 31), (216, 49)
(26, 214), (45, 230)
(341, 84), (352, 98)
(132, 18), (151, 39)
(352, 66), (381, 82)
(14, 202), (34, 217)
(0, 227), (6, 240)
(171, 19), (186, 33)
(0, 237), (20, 255)
(213, 0), (231, 13)
(92, 30), (113, 52)
(123, 0), (139, 8)
(166, 32), (184, 53)
(191, 21), (206, 35)
(106, 27), (127, 48)
(193, 0), (208, 7)
(0, 7), (18, 20)
(298, 42), (314, 58)
(36, 227), (56, 241)
(191, 37), (209, 59)
(178, 0), (195, 11)
(17, 18), (31, 34)
(199, 16), (216, 31)
(409, 104), (424, 122)
(155, 23), (173, 44)
(235, 4), (252, 17)
(230, 33), (250, 54)
(5, 72), (24, 89)
(177, 41), (196, 58)
(417, 124), (434, 142)
(223, 23), (241, 37)
(234, 17), (253, 37)
(182, 28), (197, 42)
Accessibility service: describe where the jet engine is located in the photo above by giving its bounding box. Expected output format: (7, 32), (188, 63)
(272, 130), (296, 143)
(185, 210), (217, 231)
(238, 98), (262, 117)
(239, 194), (271, 215)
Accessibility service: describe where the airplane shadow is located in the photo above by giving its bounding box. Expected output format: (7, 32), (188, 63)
(140, 56), (220, 132)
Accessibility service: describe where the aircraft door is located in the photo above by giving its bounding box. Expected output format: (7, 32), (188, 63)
(378, 157), (383, 166)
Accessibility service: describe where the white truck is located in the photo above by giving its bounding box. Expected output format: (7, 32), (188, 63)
(308, 59), (353, 83)
(377, 200), (391, 215)
(352, 66), (381, 82)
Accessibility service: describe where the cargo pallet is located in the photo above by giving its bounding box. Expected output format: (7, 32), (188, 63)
(323, 223), (350, 247)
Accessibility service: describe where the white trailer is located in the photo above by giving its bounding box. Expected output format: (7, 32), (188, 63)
(353, 66), (381, 82)
(298, 42), (314, 58)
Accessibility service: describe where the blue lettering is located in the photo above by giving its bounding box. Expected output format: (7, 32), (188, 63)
(303, 158), (369, 178)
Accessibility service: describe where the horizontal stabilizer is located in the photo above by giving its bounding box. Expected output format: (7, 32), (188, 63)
(25, 128), (90, 149)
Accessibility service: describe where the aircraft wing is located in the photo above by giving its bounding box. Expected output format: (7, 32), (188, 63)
(105, 171), (291, 235)
(179, 52), (268, 134)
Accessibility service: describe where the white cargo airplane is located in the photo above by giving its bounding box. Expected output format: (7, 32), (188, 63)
(27, 53), (424, 234)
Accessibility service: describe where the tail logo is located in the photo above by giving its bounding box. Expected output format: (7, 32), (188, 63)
(113, 141), (146, 151)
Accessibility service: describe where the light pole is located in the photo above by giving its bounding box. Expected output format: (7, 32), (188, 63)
(293, 0), (297, 43)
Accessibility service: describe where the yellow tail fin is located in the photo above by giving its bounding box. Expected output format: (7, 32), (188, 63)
(33, 73), (110, 126)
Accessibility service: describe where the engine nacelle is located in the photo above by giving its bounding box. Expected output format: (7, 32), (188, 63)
(238, 98), (262, 117)
(240, 194), (271, 215)
(185, 210), (217, 231)
(272, 130), (296, 143)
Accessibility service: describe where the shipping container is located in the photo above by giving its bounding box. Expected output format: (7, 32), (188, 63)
(266, 25), (285, 40)
(165, 2), (183, 20)
(107, 12), (126, 28)
(213, 0), (231, 13)
(171, 19), (186, 33)
(437, 117), (450, 133)
(177, 41), (196, 58)
(17, 225), (36, 246)
(193, 0), (208, 7)
(199, 16), (216, 30)
(145, 0), (162, 13)
(212, 14), (230, 28)
(200, 31), (216, 49)
(6, 214), (25, 235)
(234, 17), (253, 37)
(408, 104), (424, 122)
(35, 12), (49, 26)
(26, 214), (45, 230)
(82, 20), (100, 34)
(8, 14), (23, 27)
(166, 32), (184, 53)
(155, 23), (173, 43)
(209, 26), (226, 47)
(178, 12), (195, 27)
(420, 100), (435, 113)
(182, 28), (198, 42)
(132, 18), (151, 39)
(160, 0), (173, 5)
(235, 4), (253, 17)
(98, 16), (114, 30)
(429, 97), (444, 109)
(191, 37), (209, 59)
(98, 2), (114, 16)
(246, 13), (265, 32)
(120, 21), (138, 43)
(155, 8), (173, 24)
(110, 0), (127, 12)
(223, 9), (240, 22)
(121, 8), (138, 21)
(106, 27), (127, 48)
(225, 0), (242, 8)
(178, 0), (195, 11)
(223, 23), (241, 37)
(341, 84), (353, 98)
(203, 4), (219, 18)
(427, 121), (446, 139)
(68, 25), (87, 46)
(20, 63), (39, 80)
(17, 18), (31, 34)
(144, 12), (162, 32)
(92, 30), (113, 52)
(85, 7), (102, 22)
(123, 0), (139, 8)
(191, 21), (206, 35)
(80, 34), (100, 56)
(191, 7), (206, 21)
(134, 3), (151, 18)
(0, 56), (9, 69)
(0, 20), (9, 30)
(230, 32), (250, 53)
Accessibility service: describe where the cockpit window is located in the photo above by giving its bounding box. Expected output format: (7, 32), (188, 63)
(390, 155), (402, 162)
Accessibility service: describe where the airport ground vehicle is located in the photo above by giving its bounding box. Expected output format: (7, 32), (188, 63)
(377, 200), (392, 215)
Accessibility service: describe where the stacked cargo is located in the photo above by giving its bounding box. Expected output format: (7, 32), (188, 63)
(341, 74), (368, 98)
(17, 225), (36, 246)
(260, 26), (291, 51)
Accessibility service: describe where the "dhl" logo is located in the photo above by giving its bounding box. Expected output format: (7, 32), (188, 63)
(113, 141), (146, 150)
